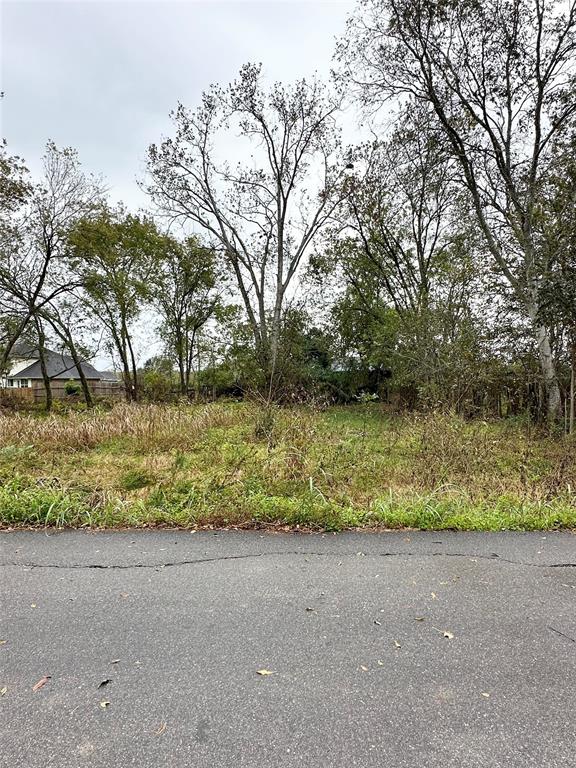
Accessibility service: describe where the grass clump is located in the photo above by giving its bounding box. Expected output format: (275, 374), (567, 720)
(0, 476), (94, 528)
(0, 402), (574, 531)
(118, 468), (155, 491)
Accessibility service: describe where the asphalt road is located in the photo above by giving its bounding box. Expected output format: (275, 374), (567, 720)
(1, 530), (576, 767)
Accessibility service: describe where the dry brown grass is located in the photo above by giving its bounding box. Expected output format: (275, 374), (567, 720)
(0, 403), (574, 530)
(0, 402), (247, 451)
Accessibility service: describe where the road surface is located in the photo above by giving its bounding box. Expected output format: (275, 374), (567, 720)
(1, 530), (576, 767)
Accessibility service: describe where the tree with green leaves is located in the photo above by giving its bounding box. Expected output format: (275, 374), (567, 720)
(339, 0), (576, 420)
(539, 131), (576, 431)
(320, 101), (484, 407)
(68, 206), (162, 401)
(151, 236), (224, 397)
(0, 140), (30, 219)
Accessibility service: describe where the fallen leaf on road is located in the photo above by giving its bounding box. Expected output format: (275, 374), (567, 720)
(0, 687), (7, 696)
(432, 626), (454, 639)
(155, 722), (167, 736)
(256, 669), (274, 676)
(431, 593), (437, 600)
(98, 679), (112, 689)
(99, 700), (110, 709)
(32, 675), (51, 692)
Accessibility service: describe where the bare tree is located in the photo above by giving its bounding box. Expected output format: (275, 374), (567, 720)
(339, 0), (576, 420)
(147, 63), (350, 384)
(0, 142), (102, 408)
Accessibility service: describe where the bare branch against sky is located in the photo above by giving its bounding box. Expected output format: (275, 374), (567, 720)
(0, 0), (355, 209)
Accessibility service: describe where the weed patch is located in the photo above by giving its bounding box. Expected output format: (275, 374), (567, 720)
(0, 404), (574, 531)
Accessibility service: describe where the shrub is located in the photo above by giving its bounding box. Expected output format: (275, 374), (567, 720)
(64, 379), (82, 396)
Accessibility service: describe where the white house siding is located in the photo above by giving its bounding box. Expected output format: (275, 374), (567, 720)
(6, 359), (36, 377)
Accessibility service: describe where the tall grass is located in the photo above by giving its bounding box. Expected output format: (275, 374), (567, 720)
(0, 402), (574, 530)
(0, 402), (246, 450)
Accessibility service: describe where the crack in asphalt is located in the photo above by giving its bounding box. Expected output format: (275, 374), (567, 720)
(2, 550), (576, 570)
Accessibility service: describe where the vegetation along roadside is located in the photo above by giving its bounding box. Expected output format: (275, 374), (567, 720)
(0, 402), (574, 532)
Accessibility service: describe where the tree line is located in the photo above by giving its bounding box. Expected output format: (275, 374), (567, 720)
(1, 0), (575, 426)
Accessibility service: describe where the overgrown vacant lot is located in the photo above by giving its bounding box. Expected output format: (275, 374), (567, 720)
(0, 402), (575, 530)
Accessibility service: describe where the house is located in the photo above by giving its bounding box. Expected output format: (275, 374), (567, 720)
(1, 344), (122, 401)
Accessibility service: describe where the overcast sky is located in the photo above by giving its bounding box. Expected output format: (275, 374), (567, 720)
(1, 0), (356, 210)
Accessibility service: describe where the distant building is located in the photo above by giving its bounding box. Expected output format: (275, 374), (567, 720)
(1, 344), (121, 400)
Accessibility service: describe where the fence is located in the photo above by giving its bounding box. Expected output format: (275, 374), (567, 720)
(0, 380), (124, 405)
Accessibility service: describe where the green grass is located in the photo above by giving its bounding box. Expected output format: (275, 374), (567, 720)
(0, 402), (574, 530)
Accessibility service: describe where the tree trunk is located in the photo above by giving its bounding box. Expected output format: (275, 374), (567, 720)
(175, 332), (186, 396)
(186, 329), (197, 400)
(195, 336), (201, 403)
(65, 339), (94, 409)
(122, 361), (133, 401)
(269, 308), (281, 378)
(267, 291), (284, 393)
(117, 344), (132, 402)
(534, 323), (561, 422)
(45, 318), (94, 409)
(126, 334), (139, 402)
(178, 358), (186, 396)
(34, 320), (53, 412)
(107, 326), (132, 402)
(118, 342), (133, 401)
(570, 337), (575, 435)
(527, 299), (560, 422)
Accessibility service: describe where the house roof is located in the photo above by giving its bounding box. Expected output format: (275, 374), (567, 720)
(8, 348), (107, 382)
(11, 341), (39, 358)
(98, 370), (122, 382)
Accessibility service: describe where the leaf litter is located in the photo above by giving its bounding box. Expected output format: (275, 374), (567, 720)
(32, 675), (51, 692)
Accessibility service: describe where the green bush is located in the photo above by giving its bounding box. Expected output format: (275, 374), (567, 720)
(64, 379), (82, 396)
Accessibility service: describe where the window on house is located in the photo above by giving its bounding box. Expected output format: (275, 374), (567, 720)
(7, 379), (31, 388)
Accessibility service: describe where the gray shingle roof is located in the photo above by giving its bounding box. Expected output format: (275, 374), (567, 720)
(11, 349), (106, 381)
